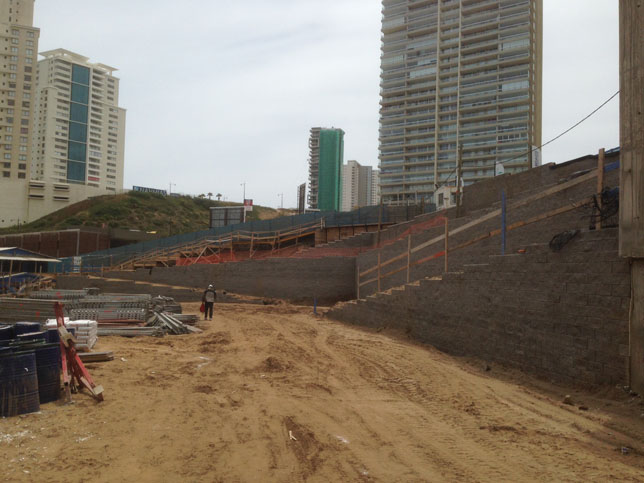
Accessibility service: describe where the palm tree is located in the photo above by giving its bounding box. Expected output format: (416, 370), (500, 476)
(207, 192), (213, 200)
(216, 193), (222, 201)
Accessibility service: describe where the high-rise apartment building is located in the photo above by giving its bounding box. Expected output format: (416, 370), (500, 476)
(341, 160), (379, 211)
(32, 49), (126, 192)
(371, 168), (380, 205)
(307, 127), (344, 211)
(379, 0), (542, 205)
(0, 0), (39, 226)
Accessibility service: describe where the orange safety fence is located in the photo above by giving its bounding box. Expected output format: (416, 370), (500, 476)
(175, 215), (449, 265)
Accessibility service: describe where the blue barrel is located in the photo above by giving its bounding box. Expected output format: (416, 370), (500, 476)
(27, 343), (61, 404)
(14, 322), (41, 336)
(46, 328), (60, 344)
(0, 350), (40, 417)
(17, 332), (47, 342)
(0, 325), (13, 340)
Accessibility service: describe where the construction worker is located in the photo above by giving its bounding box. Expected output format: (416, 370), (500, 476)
(202, 284), (216, 320)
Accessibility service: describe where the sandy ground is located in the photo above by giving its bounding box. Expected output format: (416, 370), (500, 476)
(2, 302), (644, 482)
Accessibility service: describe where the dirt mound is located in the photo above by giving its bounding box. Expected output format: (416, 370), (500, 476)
(261, 356), (289, 372)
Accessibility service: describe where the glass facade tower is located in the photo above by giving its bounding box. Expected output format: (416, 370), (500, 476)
(307, 127), (344, 211)
(379, 0), (543, 204)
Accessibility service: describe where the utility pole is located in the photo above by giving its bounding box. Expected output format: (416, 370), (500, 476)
(456, 143), (463, 218)
(278, 193), (284, 209)
(169, 182), (176, 195)
(240, 182), (246, 202)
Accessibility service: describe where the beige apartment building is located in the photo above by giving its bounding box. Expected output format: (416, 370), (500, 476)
(341, 160), (380, 212)
(379, 0), (542, 205)
(0, 2), (127, 228)
(0, 0), (39, 226)
(31, 49), (126, 192)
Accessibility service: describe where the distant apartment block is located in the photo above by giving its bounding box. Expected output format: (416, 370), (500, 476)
(297, 182), (306, 214)
(341, 160), (379, 212)
(32, 49), (126, 192)
(0, 1), (128, 227)
(371, 168), (380, 205)
(379, 0), (543, 204)
(0, 0), (39, 226)
(307, 127), (344, 211)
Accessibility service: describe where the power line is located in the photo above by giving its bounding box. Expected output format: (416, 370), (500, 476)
(433, 89), (620, 191)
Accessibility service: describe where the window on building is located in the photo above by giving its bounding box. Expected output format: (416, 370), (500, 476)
(18, 172), (25, 179)
(2, 172), (9, 178)
(18, 163), (26, 170)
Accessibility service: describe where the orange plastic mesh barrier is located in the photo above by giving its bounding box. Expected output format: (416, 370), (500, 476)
(176, 215), (447, 265)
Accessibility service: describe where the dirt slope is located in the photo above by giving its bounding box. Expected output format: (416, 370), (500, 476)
(1, 303), (644, 482)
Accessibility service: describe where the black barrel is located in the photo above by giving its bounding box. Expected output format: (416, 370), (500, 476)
(45, 328), (60, 344)
(0, 325), (13, 340)
(17, 332), (47, 342)
(23, 343), (60, 404)
(0, 350), (40, 417)
(14, 322), (41, 336)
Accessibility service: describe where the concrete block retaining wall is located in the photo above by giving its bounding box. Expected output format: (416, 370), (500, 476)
(100, 256), (356, 305)
(329, 230), (630, 386)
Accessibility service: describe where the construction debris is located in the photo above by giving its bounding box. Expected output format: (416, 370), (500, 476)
(46, 318), (98, 351)
(146, 312), (192, 335)
(78, 351), (114, 363)
(97, 326), (165, 338)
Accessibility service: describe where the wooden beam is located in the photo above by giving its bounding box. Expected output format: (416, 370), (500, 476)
(619, 0), (644, 257)
(596, 148), (605, 230)
(444, 218), (449, 273)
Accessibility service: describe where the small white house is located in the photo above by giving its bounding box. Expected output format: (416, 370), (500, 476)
(435, 185), (458, 210)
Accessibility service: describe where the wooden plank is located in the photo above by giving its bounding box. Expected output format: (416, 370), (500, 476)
(619, 0), (644, 257)
(359, 276), (379, 288)
(444, 218), (449, 273)
(596, 148), (605, 231)
(406, 235), (412, 283)
(360, 251), (407, 277)
(631, 261), (644, 393)
(377, 251), (382, 292)
(356, 262), (360, 299)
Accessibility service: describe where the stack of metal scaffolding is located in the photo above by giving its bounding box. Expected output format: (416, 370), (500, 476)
(29, 289), (91, 300)
(0, 298), (65, 323)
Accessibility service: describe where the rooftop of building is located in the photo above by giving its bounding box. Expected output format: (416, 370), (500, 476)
(39, 48), (118, 74)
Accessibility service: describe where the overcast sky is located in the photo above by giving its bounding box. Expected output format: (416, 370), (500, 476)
(34, 0), (619, 209)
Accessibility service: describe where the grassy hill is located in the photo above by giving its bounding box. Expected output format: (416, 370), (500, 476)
(0, 192), (293, 236)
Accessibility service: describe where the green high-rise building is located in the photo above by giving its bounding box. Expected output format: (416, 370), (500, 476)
(307, 127), (344, 211)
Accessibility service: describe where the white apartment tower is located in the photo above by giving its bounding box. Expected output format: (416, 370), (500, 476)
(341, 160), (379, 212)
(0, 0), (39, 226)
(379, 0), (542, 204)
(32, 49), (126, 192)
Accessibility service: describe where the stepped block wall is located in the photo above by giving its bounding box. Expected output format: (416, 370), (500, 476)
(329, 230), (630, 386)
(357, 163), (619, 297)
